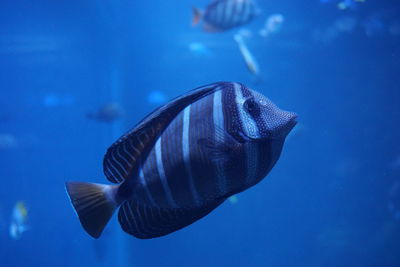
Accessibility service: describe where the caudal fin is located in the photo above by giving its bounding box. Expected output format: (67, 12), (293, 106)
(192, 7), (202, 26)
(65, 182), (118, 238)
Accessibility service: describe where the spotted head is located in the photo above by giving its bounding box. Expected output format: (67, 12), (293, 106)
(225, 82), (297, 142)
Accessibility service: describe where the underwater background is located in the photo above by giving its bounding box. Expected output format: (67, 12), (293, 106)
(1, 0), (400, 266)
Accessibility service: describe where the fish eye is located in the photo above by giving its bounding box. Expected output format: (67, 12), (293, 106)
(244, 98), (260, 117)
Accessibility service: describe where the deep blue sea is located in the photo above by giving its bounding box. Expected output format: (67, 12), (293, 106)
(1, 0), (400, 266)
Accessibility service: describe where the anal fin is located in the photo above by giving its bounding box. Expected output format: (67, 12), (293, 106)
(118, 200), (224, 239)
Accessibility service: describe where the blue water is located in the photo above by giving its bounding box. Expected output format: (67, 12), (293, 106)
(1, 0), (400, 266)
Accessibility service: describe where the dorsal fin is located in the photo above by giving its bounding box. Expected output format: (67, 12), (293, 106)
(103, 82), (230, 183)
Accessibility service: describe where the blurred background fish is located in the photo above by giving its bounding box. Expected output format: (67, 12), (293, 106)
(337, 0), (365, 10)
(334, 16), (358, 33)
(192, 0), (260, 32)
(9, 201), (29, 240)
(319, 0), (365, 10)
(312, 15), (359, 44)
(42, 93), (75, 108)
(146, 90), (168, 106)
(87, 102), (123, 123)
(234, 32), (259, 76)
(188, 42), (212, 57)
(259, 14), (285, 37)
(228, 195), (239, 204)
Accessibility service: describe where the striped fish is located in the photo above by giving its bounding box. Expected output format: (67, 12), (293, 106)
(65, 82), (297, 239)
(192, 0), (259, 32)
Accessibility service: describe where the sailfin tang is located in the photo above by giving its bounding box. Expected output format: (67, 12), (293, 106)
(118, 200), (224, 239)
(65, 182), (119, 238)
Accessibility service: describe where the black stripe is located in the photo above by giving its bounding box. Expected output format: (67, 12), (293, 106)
(142, 150), (169, 207)
(243, 85), (267, 138)
(205, 0), (221, 24)
(161, 111), (196, 207)
(240, 83), (252, 98)
(238, 0), (249, 25)
(189, 93), (220, 203)
(221, 85), (247, 193)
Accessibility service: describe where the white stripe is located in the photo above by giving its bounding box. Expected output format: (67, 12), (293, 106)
(127, 139), (141, 154)
(122, 143), (135, 160)
(212, 89), (227, 194)
(116, 146), (131, 167)
(124, 203), (137, 232)
(234, 83), (259, 184)
(155, 137), (177, 208)
(182, 105), (201, 205)
(106, 158), (124, 182)
(139, 168), (156, 206)
(111, 149), (128, 176)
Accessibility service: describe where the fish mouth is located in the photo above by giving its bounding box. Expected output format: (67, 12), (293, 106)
(236, 113), (298, 143)
(288, 113), (298, 129)
(280, 112), (298, 138)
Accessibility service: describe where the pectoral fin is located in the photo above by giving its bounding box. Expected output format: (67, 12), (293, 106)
(197, 126), (242, 164)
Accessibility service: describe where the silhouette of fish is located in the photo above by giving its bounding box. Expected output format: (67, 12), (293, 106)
(192, 0), (259, 32)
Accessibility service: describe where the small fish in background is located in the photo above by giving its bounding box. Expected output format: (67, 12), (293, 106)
(188, 42), (211, 57)
(192, 0), (259, 32)
(334, 16), (358, 33)
(9, 201), (30, 240)
(259, 14), (285, 37)
(87, 102), (123, 123)
(237, 28), (253, 38)
(319, 0), (365, 10)
(337, 0), (365, 10)
(65, 82), (297, 239)
(234, 32), (260, 76)
(42, 93), (75, 108)
(313, 16), (358, 44)
(312, 26), (340, 44)
(0, 133), (18, 150)
(228, 195), (239, 204)
(147, 90), (168, 106)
